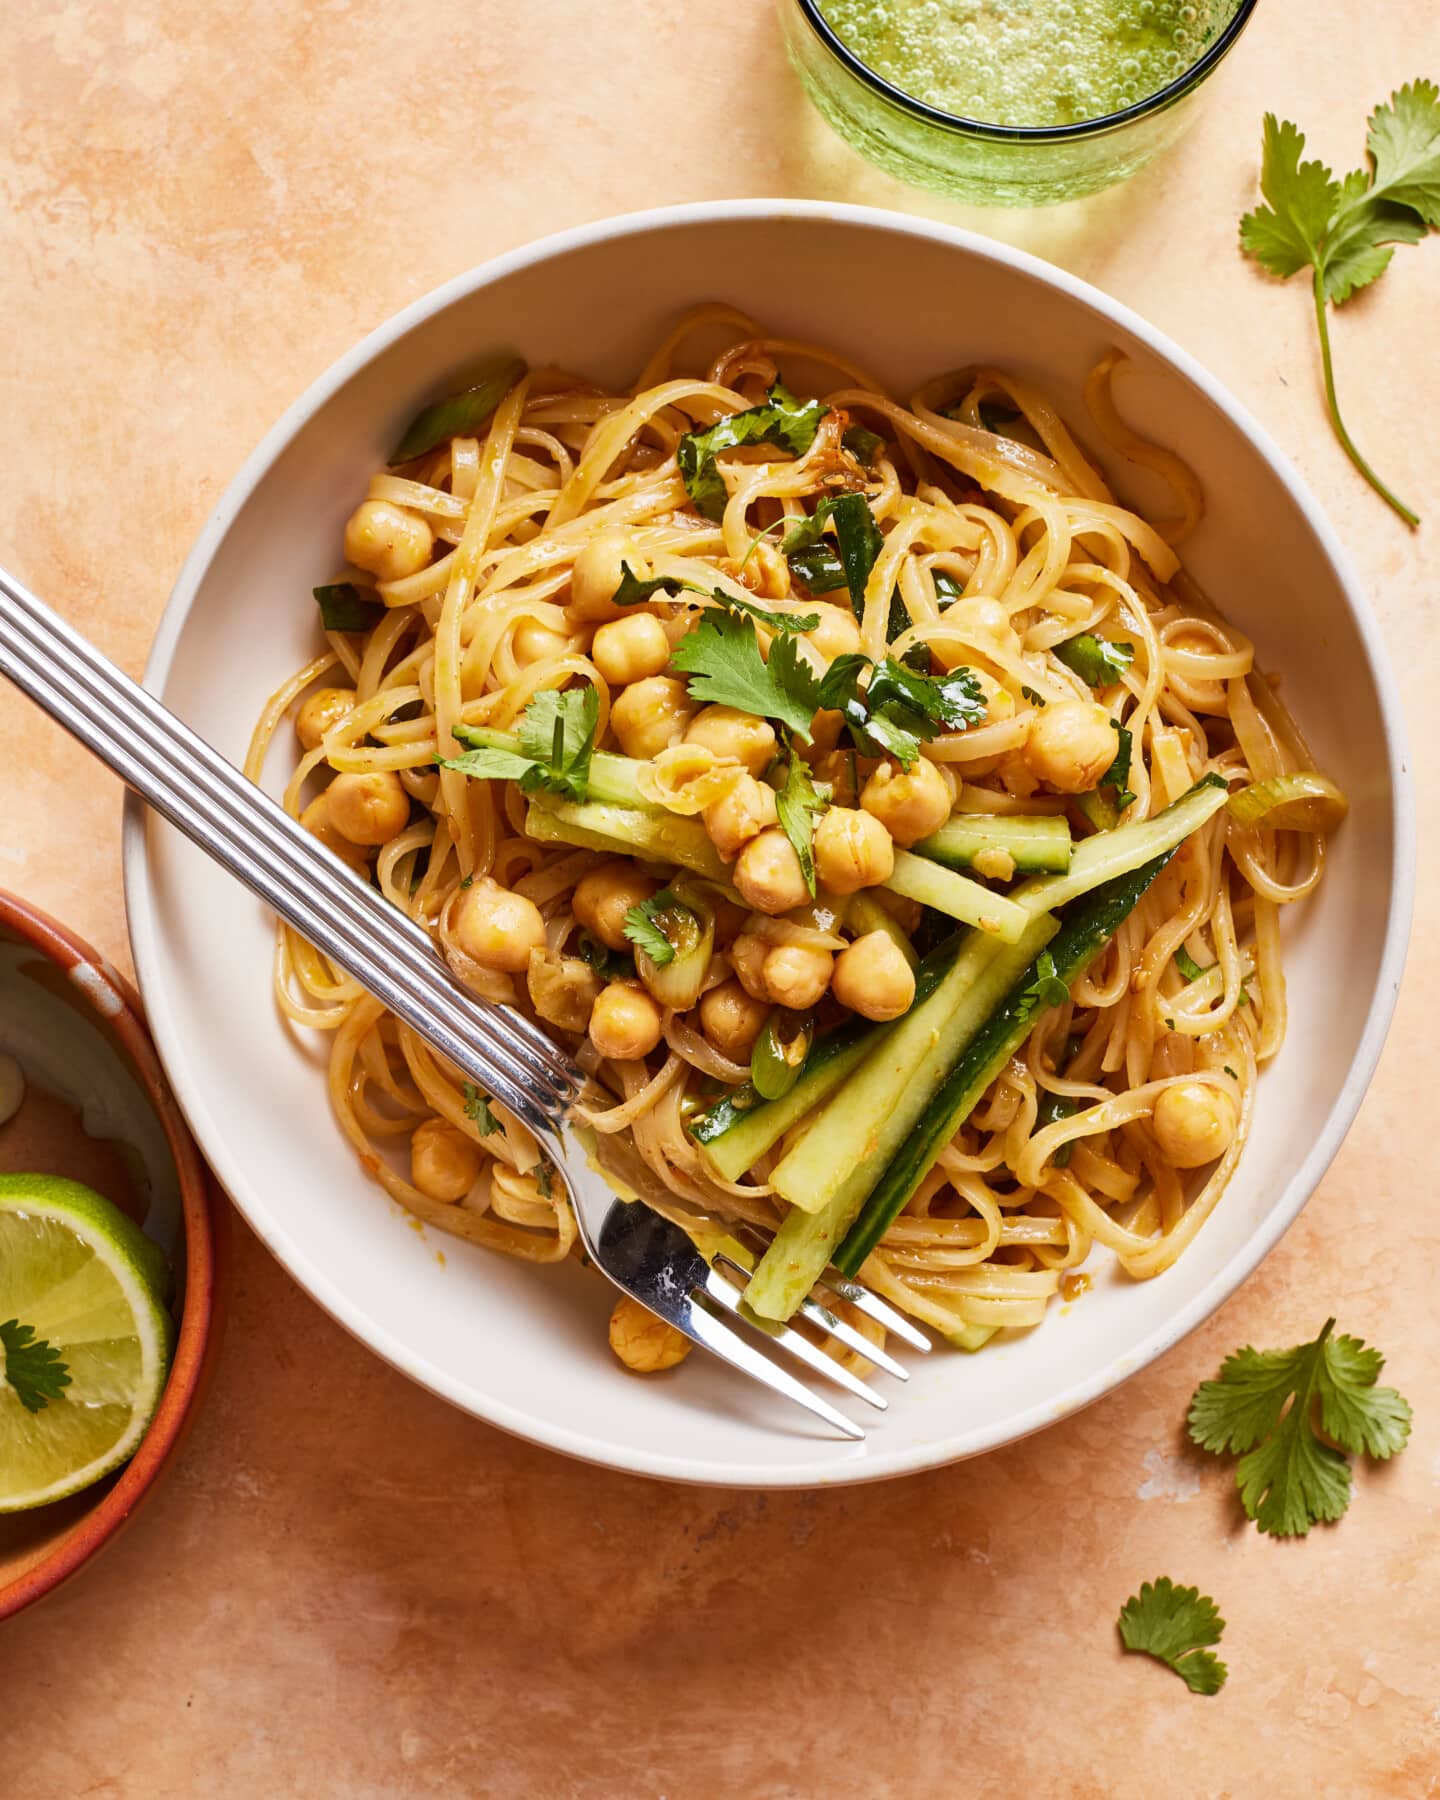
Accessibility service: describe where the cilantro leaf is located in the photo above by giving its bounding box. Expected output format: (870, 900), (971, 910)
(462, 1084), (500, 1135)
(932, 569), (964, 604)
(612, 563), (709, 608)
(314, 583), (385, 634)
(1056, 632), (1134, 688)
(783, 492), (884, 614)
(815, 652), (984, 770)
(442, 688), (600, 802)
(678, 384), (829, 520)
(1101, 722), (1136, 811)
(0, 1317), (72, 1414)
(841, 423), (885, 465)
(1174, 946), (1212, 983)
(623, 891), (680, 967)
(722, 594), (820, 635)
(1187, 1317), (1413, 1537)
(775, 750), (824, 897)
(786, 542), (849, 594)
(576, 930), (634, 983)
(612, 562), (818, 634)
(1239, 87), (1440, 526)
(671, 609), (820, 740)
(1117, 1578), (1228, 1696)
(1366, 77), (1440, 227)
(1024, 950), (1070, 1012)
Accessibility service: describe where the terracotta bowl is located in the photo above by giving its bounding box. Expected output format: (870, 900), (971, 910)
(0, 891), (227, 1623)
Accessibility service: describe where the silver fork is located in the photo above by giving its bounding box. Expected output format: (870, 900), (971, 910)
(0, 565), (928, 1438)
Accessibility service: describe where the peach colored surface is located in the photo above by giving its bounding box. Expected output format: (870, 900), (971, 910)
(1, 2), (1437, 1794)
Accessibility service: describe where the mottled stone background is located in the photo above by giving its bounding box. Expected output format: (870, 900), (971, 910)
(2, 3), (1436, 1794)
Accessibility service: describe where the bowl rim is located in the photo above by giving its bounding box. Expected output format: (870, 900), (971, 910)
(124, 198), (1415, 1487)
(789, 0), (1260, 144)
(0, 891), (228, 1620)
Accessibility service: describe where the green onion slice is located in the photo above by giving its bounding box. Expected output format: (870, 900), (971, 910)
(750, 1010), (815, 1102)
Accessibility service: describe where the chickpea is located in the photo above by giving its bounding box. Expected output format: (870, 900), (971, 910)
(610, 676), (697, 760)
(589, 982), (664, 1061)
(569, 532), (641, 622)
(813, 806), (894, 894)
(326, 770), (412, 845)
(1152, 1079), (1237, 1170)
(454, 877), (547, 973)
(832, 931), (916, 1022)
(591, 613), (671, 687)
(702, 773), (778, 862)
(1023, 700), (1118, 795)
(684, 704), (776, 778)
(410, 1118), (483, 1203)
(342, 499), (434, 583)
(698, 979), (770, 1061)
(805, 604), (862, 662)
(733, 828), (812, 916)
(860, 756), (954, 846)
(295, 686), (356, 750)
(512, 618), (571, 668)
(572, 862), (657, 952)
(760, 943), (833, 1010)
(299, 793), (368, 871)
(802, 708), (845, 762)
(609, 1294), (692, 1373)
(728, 932), (772, 1003)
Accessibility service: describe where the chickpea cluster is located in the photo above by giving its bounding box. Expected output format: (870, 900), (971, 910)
(308, 497), (1147, 1163)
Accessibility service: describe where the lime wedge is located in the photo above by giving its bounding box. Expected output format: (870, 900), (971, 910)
(0, 1174), (175, 1513)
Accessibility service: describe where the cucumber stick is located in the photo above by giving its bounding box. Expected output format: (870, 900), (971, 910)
(1013, 775), (1227, 917)
(916, 812), (1072, 874)
(886, 849), (1029, 942)
(691, 936), (963, 1183)
(744, 913), (1058, 1321)
(834, 850), (1175, 1278)
(525, 795), (733, 884)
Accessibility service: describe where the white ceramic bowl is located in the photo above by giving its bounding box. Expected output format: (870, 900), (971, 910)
(124, 201), (1413, 1487)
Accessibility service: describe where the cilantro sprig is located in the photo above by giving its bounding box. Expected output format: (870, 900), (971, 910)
(1056, 632), (1134, 688)
(462, 1085), (500, 1136)
(1117, 1578), (1228, 1696)
(0, 1317), (71, 1415)
(439, 687), (599, 803)
(1187, 1317), (1413, 1537)
(1240, 82), (1440, 526)
(671, 609), (821, 740)
(678, 384), (830, 520)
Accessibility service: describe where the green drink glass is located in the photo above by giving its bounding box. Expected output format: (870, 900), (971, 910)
(780, 0), (1258, 206)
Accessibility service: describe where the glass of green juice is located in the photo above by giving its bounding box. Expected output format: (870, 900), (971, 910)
(779, 0), (1258, 206)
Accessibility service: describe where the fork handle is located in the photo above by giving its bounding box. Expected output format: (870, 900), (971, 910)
(0, 564), (558, 1137)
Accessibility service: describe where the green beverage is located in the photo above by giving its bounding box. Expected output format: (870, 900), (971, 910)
(780, 0), (1256, 205)
(819, 0), (1241, 129)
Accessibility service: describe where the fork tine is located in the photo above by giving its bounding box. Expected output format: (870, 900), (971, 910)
(680, 1294), (865, 1440)
(703, 1267), (886, 1411)
(819, 1273), (932, 1354)
(714, 1251), (908, 1382)
(792, 1295), (909, 1381)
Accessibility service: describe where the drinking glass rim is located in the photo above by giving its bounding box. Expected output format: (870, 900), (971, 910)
(792, 0), (1260, 143)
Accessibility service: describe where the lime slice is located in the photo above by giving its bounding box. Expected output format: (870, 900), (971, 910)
(0, 1174), (175, 1513)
